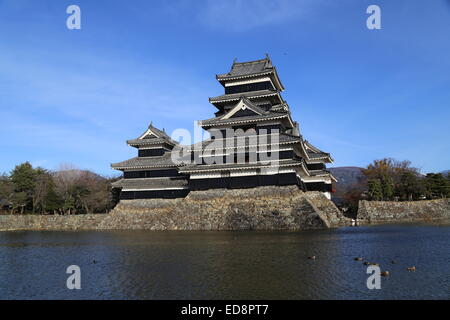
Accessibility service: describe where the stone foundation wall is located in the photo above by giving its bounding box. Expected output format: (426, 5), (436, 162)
(101, 186), (348, 230)
(0, 186), (348, 231)
(0, 214), (105, 231)
(357, 198), (450, 223)
(303, 192), (346, 226)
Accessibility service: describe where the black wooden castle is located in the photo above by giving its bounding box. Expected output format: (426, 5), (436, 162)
(112, 56), (336, 200)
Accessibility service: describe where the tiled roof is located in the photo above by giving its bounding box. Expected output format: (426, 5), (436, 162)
(309, 170), (331, 177)
(190, 133), (302, 151)
(271, 103), (290, 112)
(215, 56), (285, 91)
(303, 140), (333, 162)
(209, 89), (280, 103)
(307, 151), (332, 160)
(179, 159), (304, 173)
(127, 123), (178, 147)
(112, 177), (188, 190)
(146, 124), (171, 140)
(216, 57), (273, 79)
(127, 138), (176, 146)
(200, 111), (289, 127)
(308, 169), (338, 182)
(111, 153), (178, 169)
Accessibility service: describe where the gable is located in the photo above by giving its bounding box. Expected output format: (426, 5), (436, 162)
(142, 133), (158, 139)
(229, 107), (260, 118)
(221, 98), (265, 120)
(138, 125), (167, 139)
(138, 128), (162, 140)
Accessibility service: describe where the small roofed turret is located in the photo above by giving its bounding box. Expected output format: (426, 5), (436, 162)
(126, 122), (178, 150)
(112, 122), (179, 168)
(111, 122), (189, 199)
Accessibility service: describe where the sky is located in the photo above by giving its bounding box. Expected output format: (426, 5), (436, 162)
(0, 0), (449, 176)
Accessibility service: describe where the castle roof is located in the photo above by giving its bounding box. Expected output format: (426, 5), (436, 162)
(308, 170), (338, 182)
(217, 57), (272, 77)
(111, 153), (178, 170)
(216, 55), (285, 90)
(303, 140), (333, 163)
(179, 159), (306, 174)
(200, 111), (290, 128)
(306, 151), (332, 160)
(127, 123), (177, 147)
(209, 89), (281, 104)
(190, 132), (302, 152)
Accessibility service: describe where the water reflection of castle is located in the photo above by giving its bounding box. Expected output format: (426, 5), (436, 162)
(112, 56), (336, 200)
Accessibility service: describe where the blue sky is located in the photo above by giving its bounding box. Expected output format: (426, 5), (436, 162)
(0, 0), (449, 176)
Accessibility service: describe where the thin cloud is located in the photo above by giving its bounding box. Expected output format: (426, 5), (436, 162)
(0, 43), (215, 174)
(0, 47), (211, 132)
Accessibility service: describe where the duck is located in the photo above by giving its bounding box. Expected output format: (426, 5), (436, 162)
(407, 266), (416, 271)
(308, 256), (316, 260)
(363, 261), (371, 266)
(354, 257), (364, 261)
(381, 271), (390, 277)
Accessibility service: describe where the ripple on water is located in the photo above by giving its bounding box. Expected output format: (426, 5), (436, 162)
(0, 224), (449, 299)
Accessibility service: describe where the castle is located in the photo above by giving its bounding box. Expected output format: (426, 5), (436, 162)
(111, 56), (336, 200)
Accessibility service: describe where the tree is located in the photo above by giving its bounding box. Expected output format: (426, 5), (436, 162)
(2, 162), (118, 215)
(424, 173), (450, 199)
(10, 162), (36, 192)
(75, 171), (106, 214)
(363, 158), (394, 181)
(0, 178), (27, 214)
(0, 177), (13, 213)
(10, 191), (27, 214)
(341, 186), (364, 216)
(43, 183), (63, 214)
(362, 158), (426, 201)
(53, 165), (112, 214)
(380, 175), (394, 200)
(367, 179), (383, 201)
(396, 170), (425, 201)
(32, 168), (53, 213)
(53, 165), (84, 215)
(10, 162), (36, 211)
(109, 186), (121, 212)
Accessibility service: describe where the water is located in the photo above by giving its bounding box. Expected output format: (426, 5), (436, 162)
(0, 223), (449, 299)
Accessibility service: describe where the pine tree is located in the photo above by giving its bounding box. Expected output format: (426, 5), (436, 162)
(367, 179), (383, 201)
(10, 162), (36, 191)
(381, 175), (394, 200)
(425, 173), (450, 199)
(44, 184), (63, 214)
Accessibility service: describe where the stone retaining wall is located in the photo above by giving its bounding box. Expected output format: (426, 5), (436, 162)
(0, 214), (105, 231)
(357, 198), (450, 223)
(101, 186), (349, 230)
(0, 186), (348, 231)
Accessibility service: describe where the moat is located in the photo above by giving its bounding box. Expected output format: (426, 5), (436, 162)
(0, 223), (449, 299)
